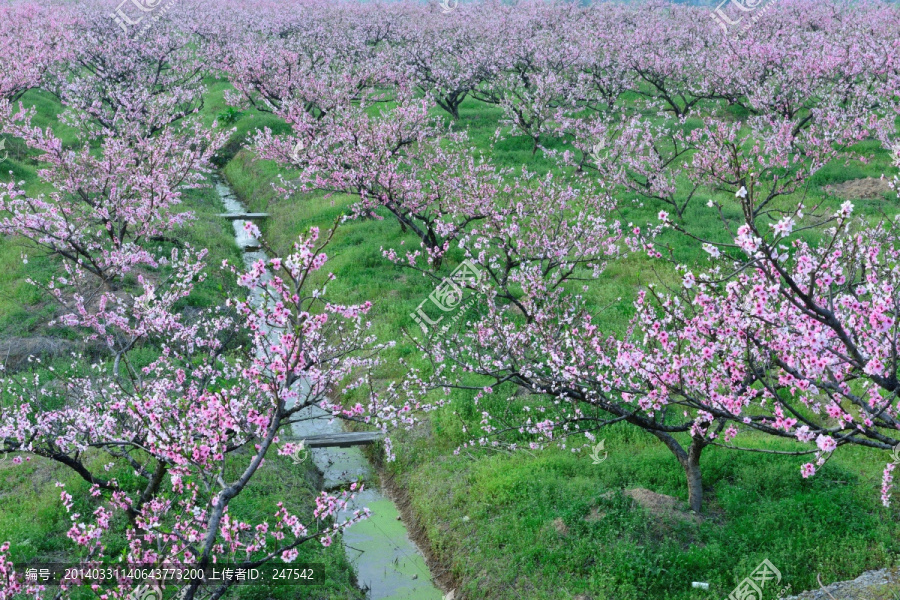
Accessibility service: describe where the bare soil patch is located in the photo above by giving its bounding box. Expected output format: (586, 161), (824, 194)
(0, 336), (77, 371)
(824, 177), (894, 200)
(623, 488), (704, 525)
(583, 506), (605, 522)
(550, 517), (569, 536)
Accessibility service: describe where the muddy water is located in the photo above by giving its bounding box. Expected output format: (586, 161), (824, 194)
(214, 178), (444, 600)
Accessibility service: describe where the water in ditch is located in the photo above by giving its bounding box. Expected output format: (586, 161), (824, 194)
(214, 177), (444, 600)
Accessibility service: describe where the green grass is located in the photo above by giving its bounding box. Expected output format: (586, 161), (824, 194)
(3, 78), (900, 600)
(216, 89), (900, 599)
(382, 423), (900, 600)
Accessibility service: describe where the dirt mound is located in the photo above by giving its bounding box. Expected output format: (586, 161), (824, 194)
(550, 517), (569, 535)
(0, 336), (78, 371)
(583, 506), (605, 522)
(824, 177), (894, 200)
(623, 488), (703, 524)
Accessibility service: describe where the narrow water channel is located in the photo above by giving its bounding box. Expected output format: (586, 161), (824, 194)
(214, 177), (444, 600)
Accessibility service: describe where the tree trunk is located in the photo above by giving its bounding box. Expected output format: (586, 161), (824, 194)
(649, 430), (706, 513)
(449, 102), (460, 120)
(438, 96), (462, 120)
(682, 439), (704, 513)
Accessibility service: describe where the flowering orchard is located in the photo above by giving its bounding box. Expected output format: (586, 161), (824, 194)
(1, 0), (900, 597)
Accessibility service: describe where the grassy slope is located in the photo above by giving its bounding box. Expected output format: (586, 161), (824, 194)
(217, 86), (900, 600)
(0, 87), (363, 599)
